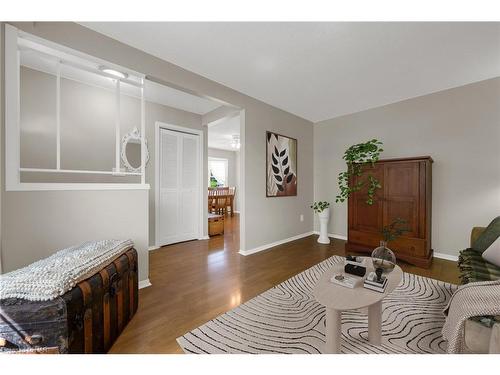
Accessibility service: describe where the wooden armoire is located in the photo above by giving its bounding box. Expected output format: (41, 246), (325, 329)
(346, 156), (433, 268)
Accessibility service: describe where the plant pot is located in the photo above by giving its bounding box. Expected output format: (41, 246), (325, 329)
(317, 207), (330, 244)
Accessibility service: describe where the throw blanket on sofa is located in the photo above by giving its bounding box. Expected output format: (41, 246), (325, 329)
(0, 239), (133, 301)
(442, 279), (500, 353)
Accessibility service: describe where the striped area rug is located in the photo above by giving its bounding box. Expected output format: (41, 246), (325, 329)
(177, 256), (457, 354)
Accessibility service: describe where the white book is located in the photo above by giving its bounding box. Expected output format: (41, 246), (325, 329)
(364, 277), (388, 288)
(363, 283), (387, 293)
(330, 274), (360, 289)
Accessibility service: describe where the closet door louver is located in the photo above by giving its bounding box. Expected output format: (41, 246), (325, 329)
(158, 129), (200, 246)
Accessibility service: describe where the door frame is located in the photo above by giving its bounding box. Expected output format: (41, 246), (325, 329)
(155, 121), (206, 247)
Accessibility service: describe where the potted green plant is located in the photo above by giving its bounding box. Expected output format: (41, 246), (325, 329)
(311, 201), (331, 244)
(335, 139), (384, 205)
(372, 218), (409, 273)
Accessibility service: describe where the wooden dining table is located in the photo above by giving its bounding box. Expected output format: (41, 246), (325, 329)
(208, 188), (236, 216)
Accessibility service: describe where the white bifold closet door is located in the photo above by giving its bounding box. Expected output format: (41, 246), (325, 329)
(159, 128), (200, 246)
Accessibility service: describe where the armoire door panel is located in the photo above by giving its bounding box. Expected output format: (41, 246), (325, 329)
(352, 197), (383, 232)
(383, 199), (418, 237)
(384, 162), (419, 197)
(350, 163), (384, 232)
(383, 161), (420, 238)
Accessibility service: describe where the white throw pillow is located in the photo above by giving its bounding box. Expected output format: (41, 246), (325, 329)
(482, 235), (500, 267)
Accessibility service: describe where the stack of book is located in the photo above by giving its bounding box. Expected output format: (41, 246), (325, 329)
(363, 274), (388, 293)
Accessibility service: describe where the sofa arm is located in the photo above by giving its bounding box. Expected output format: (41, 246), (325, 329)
(490, 323), (500, 354)
(471, 227), (486, 248)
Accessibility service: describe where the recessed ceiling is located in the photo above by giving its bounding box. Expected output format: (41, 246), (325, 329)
(81, 22), (500, 122)
(208, 115), (240, 151)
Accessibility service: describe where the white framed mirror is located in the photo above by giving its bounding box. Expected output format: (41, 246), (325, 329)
(121, 127), (150, 173)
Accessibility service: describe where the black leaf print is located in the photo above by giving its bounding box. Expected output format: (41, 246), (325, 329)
(276, 184), (284, 191)
(274, 175), (282, 182)
(284, 166), (289, 175)
(267, 132), (272, 142)
(286, 174), (293, 183)
(272, 165), (280, 174)
(280, 149), (286, 157)
(283, 156), (288, 166)
(274, 146), (280, 157)
(272, 154), (278, 165)
(274, 134), (279, 141)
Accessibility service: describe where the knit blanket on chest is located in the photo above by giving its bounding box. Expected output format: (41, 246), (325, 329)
(442, 279), (500, 353)
(0, 239), (134, 301)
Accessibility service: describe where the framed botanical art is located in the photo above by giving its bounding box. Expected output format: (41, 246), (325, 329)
(266, 131), (297, 197)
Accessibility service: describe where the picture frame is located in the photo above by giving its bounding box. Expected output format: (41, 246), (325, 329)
(266, 131), (298, 197)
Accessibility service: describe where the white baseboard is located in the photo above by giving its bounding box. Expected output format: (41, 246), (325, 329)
(139, 279), (152, 289)
(433, 252), (458, 262)
(313, 231), (348, 241)
(239, 231), (315, 256)
(198, 235), (210, 240)
(148, 245), (160, 252)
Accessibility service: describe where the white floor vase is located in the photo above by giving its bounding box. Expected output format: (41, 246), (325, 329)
(317, 208), (330, 244)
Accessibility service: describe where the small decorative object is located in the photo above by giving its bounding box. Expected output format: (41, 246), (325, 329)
(344, 263), (366, 277)
(364, 271), (388, 293)
(345, 255), (365, 266)
(330, 273), (360, 289)
(311, 201), (331, 244)
(371, 218), (409, 274)
(266, 131), (297, 197)
(336, 139), (384, 205)
(371, 243), (396, 274)
(121, 127), (149, 173)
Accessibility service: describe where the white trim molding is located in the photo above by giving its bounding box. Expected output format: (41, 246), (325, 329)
(313, 231), (348, 241)
(239, 231), (314, 256)
(148, 245), (160, 252)
(433, 252), (458, 262)
(139, 279), (152, 289)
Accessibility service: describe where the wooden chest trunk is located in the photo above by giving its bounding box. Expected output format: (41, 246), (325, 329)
(0, 248), (138, 354)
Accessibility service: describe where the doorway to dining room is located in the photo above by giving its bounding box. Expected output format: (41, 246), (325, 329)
(207, 111), (241, 251)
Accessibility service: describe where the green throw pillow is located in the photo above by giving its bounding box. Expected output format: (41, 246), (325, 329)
(472, 216), (500, 253)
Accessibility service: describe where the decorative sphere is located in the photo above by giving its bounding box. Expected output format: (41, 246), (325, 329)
(371, 242), (396, 273)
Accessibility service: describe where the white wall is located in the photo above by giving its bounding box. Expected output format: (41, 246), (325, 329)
(208, 147), (240, 211)
(314, 78), (500, 257)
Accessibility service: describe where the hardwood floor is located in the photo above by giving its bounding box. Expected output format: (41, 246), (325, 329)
(109, 214), (460, 353)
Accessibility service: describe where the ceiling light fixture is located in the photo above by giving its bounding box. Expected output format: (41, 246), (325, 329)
(230, 135), (241, 150)
(99, 65), (128, 79)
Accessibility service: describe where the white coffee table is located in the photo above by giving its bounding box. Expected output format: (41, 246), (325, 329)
(313, 258), (403, 353)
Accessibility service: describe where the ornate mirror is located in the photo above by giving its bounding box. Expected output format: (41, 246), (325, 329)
(121, 127), (150, 173)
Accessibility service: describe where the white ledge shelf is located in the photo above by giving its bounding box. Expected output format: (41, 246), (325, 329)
(20, 168), (142, 176)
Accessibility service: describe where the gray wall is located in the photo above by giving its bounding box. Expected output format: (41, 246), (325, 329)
(314, 77), (500, 257)
(208, 147), (240, 211)
(2, 190), (149, 280)
(18, 65), (203, 247)
(1, 23), (150, 281)
(7, 22), (314, 253)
